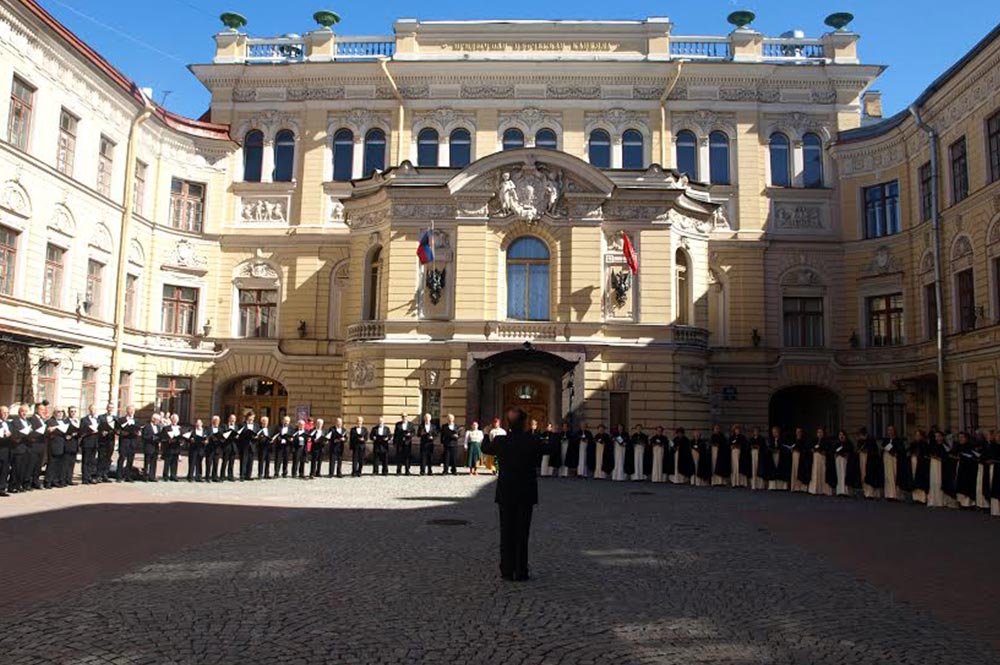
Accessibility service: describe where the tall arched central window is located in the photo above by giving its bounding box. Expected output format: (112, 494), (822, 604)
(535, 128), (557, 150)
(363, 128), (386, 177)
(506, 237), (550, 321)
(676, 130), (698, 180)
(365, 246), (382, 321)
(675, 249), (690, 326)
(803, 132), (823, 188)
(502, 128), (524, 151)
(450, 128), (471, 167)
(417, 128), (439, 167)
(243, 129), (264, 182)
(589, 129), (611, 168)
(709, 131), (730, 185)
(769, 132), (791, 187)
(273, 129), (295, 182)
(332, 128), (354, 182)
(622, 129), (644, 169)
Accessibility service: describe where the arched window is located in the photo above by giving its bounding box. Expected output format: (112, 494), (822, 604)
(803, 133), (823, 188)
(502, 128), (524, 151)
(243, 129), (264, 182)
(589, 129), (611, 168)
(506, 237), (550, 321)
(709, 131), (730, 185)
(622, 129), (644, 169)
(675, 249), (690, 326)
(450, 128), (471, 167)
(273, 129), (295, 182)
(332, 128), (354, 182)
(363, 128), (386, 177)
(676, 130), (698, 180)
(769, 132), (791, 187)
(417, 128), (439, 167)
(535, 128), (557, 150)
(365, 247), (382, 321)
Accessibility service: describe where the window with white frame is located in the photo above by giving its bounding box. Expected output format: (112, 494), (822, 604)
(363, 129), (386, 176)
(622, 129), (644, 169)
(42, 243), (64, 308)
(708, 131), (730, 185)
(0, 225), (17, 296)
(769, 133), (791, 187)
(238, 288), (278, 338)
(589, 130), (611, 168)
(675, 130), (698, 180)
(449, 128), (471, 168)
(96, 135), (115, 197)
(85, 259), (104, 318)
(243, 129), (264, 182)
(417, 128), (439, 167)
(169, 178), (205, 232)
(332, 128), (354, 181)
(273, 129), (295, 182)
(161, 284), (198, 335)
(133, 160), (147, 214)
(56, 109), (78, 176)
(36, 361), (57, 404)
(7, 76), (34, 151)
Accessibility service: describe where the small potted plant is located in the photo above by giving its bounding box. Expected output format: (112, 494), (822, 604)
(219, 12), (247, 32)
(727, 10), (756, 30)
(824, 13), (855, 31)
(314, 10), (341, 29)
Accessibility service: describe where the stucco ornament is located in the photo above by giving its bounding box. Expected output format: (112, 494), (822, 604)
(490, 159), (564, 222)
(348, 360), (376, 389)
(609, 270), (631, 308)
(425, 267), (446, 305)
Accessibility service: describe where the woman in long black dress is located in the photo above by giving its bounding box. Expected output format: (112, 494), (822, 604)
(955, 431), (981, 508)
(596, 425), (614, 480)
(694, 429), (713, 487)
(769, 426), (792, 491)
(710, 424), (730, 486)
(988, 432), (1000, 516)
(673, 427), (695, 484)
(833, 429), (853, 496)
(748, 427), (768, 491)
(941, 431), (960, 508)
(731, 425), (751, 488)
(859, 429), (884, 499)
(793, 427), (812, 493)
(910, 429), (930, 504)
(926, 429), (947, 507)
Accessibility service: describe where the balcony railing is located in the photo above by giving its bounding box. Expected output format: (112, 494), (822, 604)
(669, 36), (731, 60)
(247, 37), (306, 63)
(489, 321), (561, 341)
(761, 37), (826, 62)
(347, 321), (385, 342)
(335, 37), (395, 60)
(669, 324), (710, 350)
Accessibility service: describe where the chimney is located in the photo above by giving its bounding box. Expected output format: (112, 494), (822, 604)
(863, 90), (883, 120)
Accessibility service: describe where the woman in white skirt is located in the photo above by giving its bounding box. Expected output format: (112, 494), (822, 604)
(650, 426), (668, 483)
(926, 429), (946, 507)
(748, 427), (767, 490)
(631, 425), (648, 482)
(790, 427), (810, 493)
(575, 423), (592, 478)
(557, 421), (572, 478)
(975, 432), (991, 509)
(611, 425), (628, 481)
(729, 425), (748, 488)
(672, 427), (694, 484)
(857, 427), (883, 499)
(710, 424), (729, 486)
(692, 429), (712, 487)
(594, 425), (610, 479)
(833, 429), (852, 496)
(910, 430), (930, 505)
(881, 425), (906, 501)
(767, 426), (790, 491)
(538, 421), (554, 477)
(808, 427), (833, 496)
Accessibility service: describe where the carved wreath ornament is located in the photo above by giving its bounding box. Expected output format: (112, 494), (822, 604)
(425, 267), (446, 305)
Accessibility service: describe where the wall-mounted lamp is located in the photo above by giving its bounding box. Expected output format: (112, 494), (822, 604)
(849, 330), (860, 349)
(202, 320), (212, 338)
(297, 320), (307, 338)
(751, 328), (761, 347)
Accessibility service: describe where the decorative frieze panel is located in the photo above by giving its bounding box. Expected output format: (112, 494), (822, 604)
(585, 108), (650, 135)
(770, 201), (828, 233)
(411, 108), (475, 133)
(347, 359), (376, 389)
(238, 196), (290, 226)
(162, 239), (208, 273)
(498, 107), (563, 135)
(679, 366), (708, 397)
(1, 180), (30, 218)
(862, 245), (902, 277)
(392, 203), (455, 221)
(327, 109), (392, 134)
(671, 110), (736, 137)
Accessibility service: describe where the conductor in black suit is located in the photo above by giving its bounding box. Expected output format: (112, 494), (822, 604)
(482, 407), (553, 582)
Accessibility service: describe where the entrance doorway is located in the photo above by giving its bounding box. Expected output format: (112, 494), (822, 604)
(220, 376), (288, 422)
(768, 385), (841, 435)
(503, 379), (550, 427)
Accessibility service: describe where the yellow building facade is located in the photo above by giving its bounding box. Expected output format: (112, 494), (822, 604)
(1, 0), (998, 436)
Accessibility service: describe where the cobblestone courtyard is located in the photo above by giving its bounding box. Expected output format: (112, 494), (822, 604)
(1, 475), (999, 665)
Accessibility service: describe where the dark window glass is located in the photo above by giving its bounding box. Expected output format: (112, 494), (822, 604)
(918, 162), (933, 222)
(962, 382), (979, 431)
(870, 391), (905, 439)
(782, 297), (824, 347)
(769, 133), (791, 187)
(589, 129), (611, 168)
(803, 133), (823, 188)
(863, 181), (900, 239)
(502, 128), (524, 151)
(925, 283), (937, 341)
(866, 293), (904, 347)
(676, 130), (698, 180)
(273, 129), (295, 182)
(332, 128), (354, 181)
(988, 111), (1000, 184)
(506, 237), (550, 321)
(363, 129), (386, 177)
(622, 129), (643, 169)
(957, 268), (976, 332)
(417, 128), (439, 167)
(535, 128), (557, 150)
(243, 130), (263, 182)
(950, 137), (968, 203)
(449, 128), (471, 167)
(708, 131), (730, 184)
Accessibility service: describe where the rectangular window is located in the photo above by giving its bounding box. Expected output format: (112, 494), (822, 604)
(56, 109), (78, 176)
(124, 274), (138, 327)
(924, 283), (938, 341)
(133, 160), (147, 214)
(37, 361), (57, 405)
(85, 259), (104, 317)
(950, 137), (968, 204)
(238, 288), (278, 338)
(81, 366), (98, 411)
(863, 180), (900, 239)
(169, 178), (205, 232)
(962, 382), (979, 431)
(97, 135), (115, 197)
(117, 371), (131, 415)
(866, 293), (904, 347)
(989, 110), (1000, 184)
(957, 268), (976, 332)
(918, 162), (932, 222)
(156, 376), (192, 424)
(42, 243), (64, 307)
(782, 296), (824, 347)
(0, 224), (17, 296)
(870, 390), (905, 439)
(7, 76), (34, 151)
(161, 284), (198, 335)
(421, 388), (441, 428)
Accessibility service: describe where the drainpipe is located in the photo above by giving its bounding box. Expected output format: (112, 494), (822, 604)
(378, 57), (404, 166)
(909, 104), (947, 428)
(108, 87), (154, 407)
(659, 61), (684, 166)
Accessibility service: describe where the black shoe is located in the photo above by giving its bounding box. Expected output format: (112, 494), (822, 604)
(0, 491), (8, 497)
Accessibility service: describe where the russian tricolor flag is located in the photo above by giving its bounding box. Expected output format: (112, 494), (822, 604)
(417, 230), (435, 265)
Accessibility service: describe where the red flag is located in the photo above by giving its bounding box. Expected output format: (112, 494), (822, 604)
(622, 231), (638, 275)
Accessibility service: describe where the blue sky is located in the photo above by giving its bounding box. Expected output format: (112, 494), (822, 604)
(39, 0), (1000, 120)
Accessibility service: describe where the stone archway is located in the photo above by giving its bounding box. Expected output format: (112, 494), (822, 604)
(217, 376), (288, 423)
(768, 385), (841, 435)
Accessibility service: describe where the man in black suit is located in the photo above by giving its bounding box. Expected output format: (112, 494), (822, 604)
(328, 417), (346, 478)
(237, 412), (257, 481)
(9, 404), (32, 492)
(349, 416), (368, 477)
(440, 413), (460, 475)
(80, 405), (101, 484)
(482, 407), (552, 582)
(418, 413), (436, 475)
(371, 416), (391, 476)
(0, 406), (11, 496)
(393, 412), (413, 475)
(116, 406), (139, 482)
(44, 407), (67, 489)
(96, 403), (116, 482)
(141, 414), (161, 481)
(27, 402), (48, 490)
